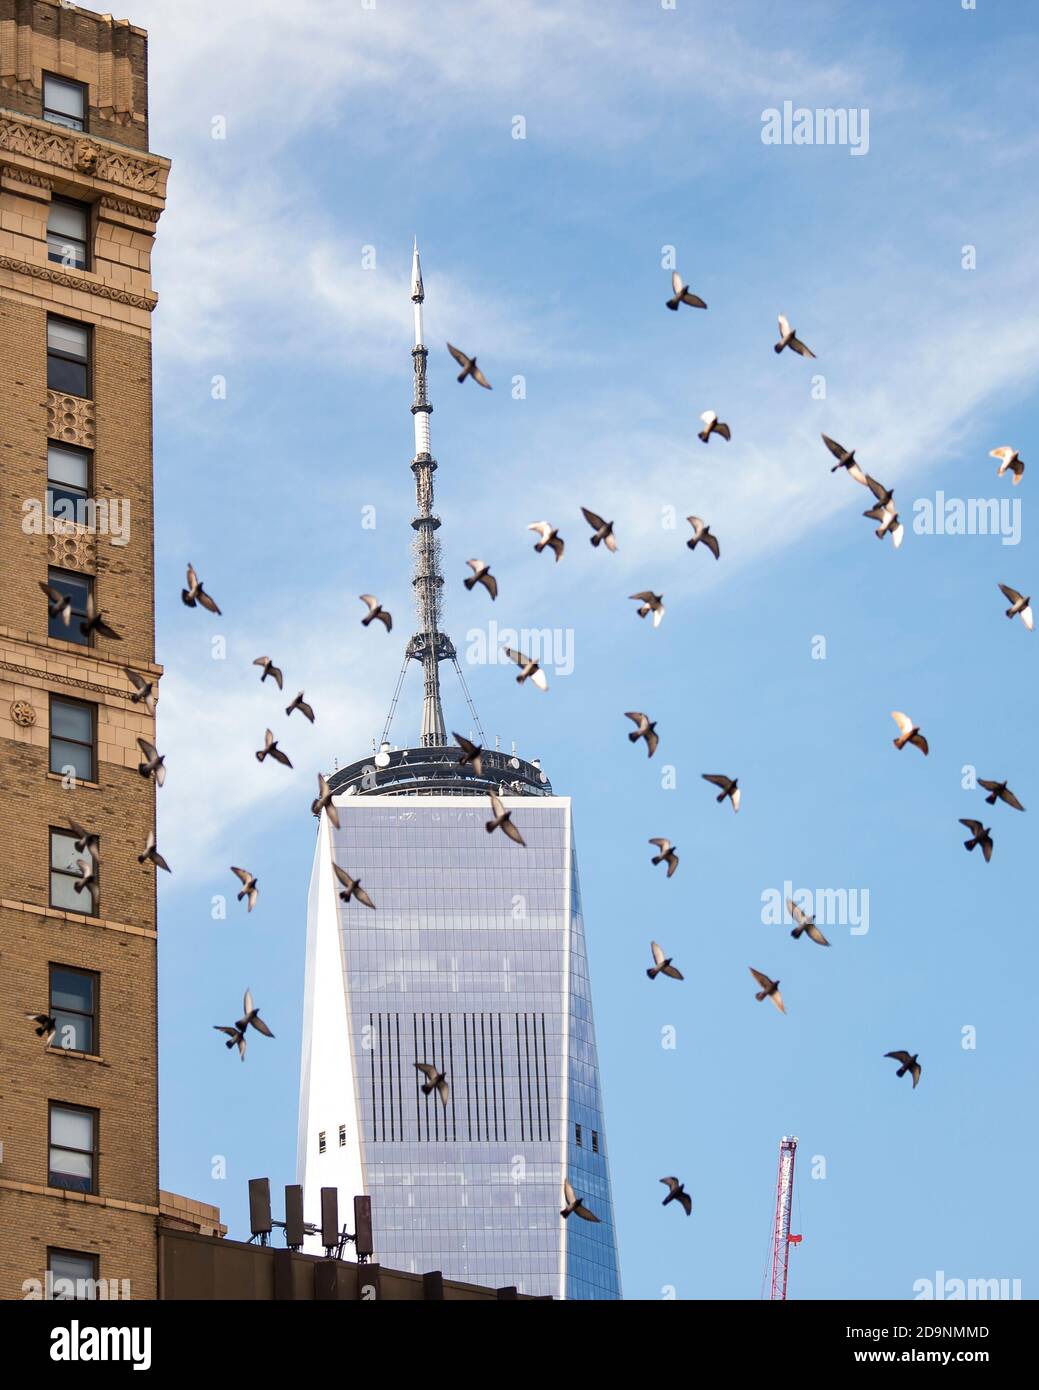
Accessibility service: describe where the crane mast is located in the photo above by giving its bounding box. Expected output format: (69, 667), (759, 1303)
(768, 1135), (802, 1300)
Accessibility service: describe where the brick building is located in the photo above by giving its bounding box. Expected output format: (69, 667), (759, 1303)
(0, 0), (169, 1300)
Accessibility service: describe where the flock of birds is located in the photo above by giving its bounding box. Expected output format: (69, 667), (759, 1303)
(380, 291), (1027, 1225)
(26, 267), (1030, 1240)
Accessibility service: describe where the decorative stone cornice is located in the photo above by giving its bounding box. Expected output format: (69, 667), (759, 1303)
(98, 192), (161, 224)
(0, 658), (117, 699)
(0, 253), (157, 310)
(0, 113), (168, 200)
(0, 163), (51, 191)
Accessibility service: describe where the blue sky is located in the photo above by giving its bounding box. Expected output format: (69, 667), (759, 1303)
(134, 0), (1038, 1298)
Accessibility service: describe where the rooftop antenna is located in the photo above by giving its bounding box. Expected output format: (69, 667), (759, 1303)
(376, 241), (486, 750)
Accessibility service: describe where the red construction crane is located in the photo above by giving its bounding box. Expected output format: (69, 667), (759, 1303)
(767, 1135), (802, 1300)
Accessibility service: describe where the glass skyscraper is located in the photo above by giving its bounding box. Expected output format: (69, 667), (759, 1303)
(295, 246), (621, 1298)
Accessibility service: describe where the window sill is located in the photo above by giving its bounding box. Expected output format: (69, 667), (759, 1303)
(46, 1046), (107, 1067)
(46, 772), (100, 791)
(45, 635), (96, 655)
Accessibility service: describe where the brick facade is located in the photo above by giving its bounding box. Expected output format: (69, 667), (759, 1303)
(0, 0), (167, 1301)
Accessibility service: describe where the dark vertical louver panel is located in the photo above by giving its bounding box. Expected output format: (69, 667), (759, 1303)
(364, 1010), (552, 1145)
(463, 1012), (473, 1142)
(447, 1013), (457, 1142)
(369, 1011), (377, 1142)
(530, 1010), (543, 1141)
(480, 1013), (490, 1142)
(395, 1013), (403, 1143)
(522, 1013), (535, 1141)
(540, 1012), (551, 1141)
(497, 1014), (507, 1144)
(377, 1012), (386, 1143)
(488, 1011), (500, 1141)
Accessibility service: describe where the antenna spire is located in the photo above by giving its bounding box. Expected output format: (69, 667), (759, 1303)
(405, 241), (453, 747)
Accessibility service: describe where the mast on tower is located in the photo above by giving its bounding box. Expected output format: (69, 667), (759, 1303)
(405, 239), (454, 748)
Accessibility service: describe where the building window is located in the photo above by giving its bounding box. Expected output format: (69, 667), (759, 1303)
(48, 1249), (99, 1301)
(49, 696), (95, 783)
(50, 829), (98, 916)
(43, 74), (87, 132)
(49, 965), (98, 1053)
(318, 1131), (326, 1154)
(47, 317), (90, 397)
(47, 198), (90, 270)
(592, 1130), (600, 1154)
(47, 443), (91, 521)
(575, 1123), (582, 1147)
(48, 1104), (97, 1193)
(339, 1124), (346, 1147)
(47, 568), (92, 645)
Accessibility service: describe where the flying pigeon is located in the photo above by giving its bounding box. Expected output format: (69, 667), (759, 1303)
(959, 819), (993, 863)
(978, 778), (1025, 811)
(256, 728), (292, 767)
(39, 580), (71, 626)
(648, 838), (679, 878)
(214, 988), (275, 1062)
(666, 271), (707, 312)
(453, 732), (484, 778)
(230, 865), (259, 911)
(630, 591), (665, 627)
(181, 564), (221, 614)
(73, 857), (98, 913)
(864, 502), (904, 548)
(885, 1050), (921, 1088)
(285, 691), (315, 723)
(66, 818), (100, 861)
(503, 646), (548, 690)
(821, 434), (868, 485)
(136, 737), (166, 786)
(774, 314), (815, 357)
(465, 559), (498, 599)
(787, 900), (829, 946)
(126, 669), (157, 713)
(990, 446), (1024, 485)
(998, 583), (1033, 630)
(698, 410), (730, 443)
(25, 1012), (57, 1046)
(660, 1177), (692, 1216)
(137, 829), (170, 873)
(359, 595), (392, 631)
(528, 521), (564, 561)
(310, 772), (340, 830)
(862, 477), (903, 546)
(749, 967), (785, 1013)
(79, 592), (121, 642)
(214, 1024), (247, 1061)
(414, 1062), (450, 1107)
(626, 711), (659, 757)
(253, 656), (283, 690)
(486, 793), (525, 846)
(891, 711), (928, 755)
(447, 342), (492, 389)
(686, 516), (720, 558)
(332, 861), (376, 909)
(581, 507), (618, 551)
(647, 940), (683, 981)
(561, 1179), (600, 1222)
(702, 773), (740, 812)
